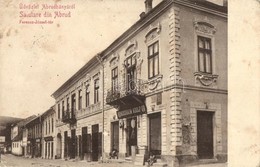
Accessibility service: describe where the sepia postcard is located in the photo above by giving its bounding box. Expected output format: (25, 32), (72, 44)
(0, 0), (259, 167)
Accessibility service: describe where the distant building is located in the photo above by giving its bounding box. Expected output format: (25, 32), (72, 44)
(25, 116), (42, 158)
(0, 136), (5, 153)
(52, 57), (103, 161)
(11, 115), (37, 156)
(41, 106), (56, 159)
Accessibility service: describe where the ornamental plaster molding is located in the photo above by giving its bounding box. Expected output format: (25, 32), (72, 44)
(194, 72), (218, 86)
(194, 20), (217, 35)
(145, 22), (161, 43)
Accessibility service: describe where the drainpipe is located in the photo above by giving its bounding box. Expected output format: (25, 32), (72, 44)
(96, 54), (105, 161)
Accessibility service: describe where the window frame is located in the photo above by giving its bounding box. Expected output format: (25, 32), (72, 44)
(85, 86), (90, 107)
(197, 36), (213, 74)
(111, 67), (118, 92)
(148, 41), (160, 79)
(78, 89), (82, 110)
(94, 79), (99, 104)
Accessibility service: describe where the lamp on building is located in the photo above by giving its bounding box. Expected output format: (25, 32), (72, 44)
(131, 119), (136, 129)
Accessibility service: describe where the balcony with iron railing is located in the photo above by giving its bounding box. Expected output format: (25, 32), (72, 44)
(106, 79), (146, 109)
(62, 109), (76, 124)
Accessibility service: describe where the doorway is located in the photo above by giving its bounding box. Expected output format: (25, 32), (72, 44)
(126, 117), (137, 157)
(111, 121), (119, 152)
(70, 129), (76, 159)
(92, 124), (99, 161)
(197, 111), (214, 159)
(149, 112), (161, 156)
(56, 133), (62, 159)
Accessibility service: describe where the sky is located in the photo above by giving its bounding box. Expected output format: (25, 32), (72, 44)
(0, 0), (162, 118)
(0, 0), (223, 118)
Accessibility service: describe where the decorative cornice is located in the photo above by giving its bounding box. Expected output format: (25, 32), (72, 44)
(125, 40), (138, 56)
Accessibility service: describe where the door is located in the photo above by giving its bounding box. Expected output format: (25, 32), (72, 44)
(82, 127), (88, 160)
(70, 129), (76, 159)
(149, 112), (161, 156)
(92, 124), (99, 161)
(126, 117), (137, 156)
(111, 121), (119, 152)
(56, 133), (62, 159)
(197, 111), (214, 159)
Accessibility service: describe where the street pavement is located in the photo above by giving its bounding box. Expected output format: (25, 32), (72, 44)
(0, 154), (227, 167)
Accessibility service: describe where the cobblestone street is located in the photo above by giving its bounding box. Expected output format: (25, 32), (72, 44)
(0, 154), (131, 167)
(0, 154), (227, 167)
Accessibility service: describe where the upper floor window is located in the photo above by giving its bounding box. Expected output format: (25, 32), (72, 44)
(86, 86), (90, 107)
(66, 98), (70, 111)
(198, 36), (212, 74)
(71, 94), (76, 112)
(148, 41), (159, 79)
(111, 67), (118, 92)
(78, 90), (82, 110)
(48, 119), (50, 134)
(94, 79), (99, 103)
(58, 104), (60, 119)
(62, 101), (65, 117)
(51, 118), (54, 133)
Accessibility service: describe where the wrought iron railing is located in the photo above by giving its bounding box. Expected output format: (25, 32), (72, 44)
(106, 79), (146, 104)
(62, 109), (76, 123)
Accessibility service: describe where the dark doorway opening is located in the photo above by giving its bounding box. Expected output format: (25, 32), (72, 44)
(64, 131), (68, 158)
(197, 111), (214, 159)
(111, 121), (119, 152)
(149, 112), (161, 156)
(92, 124), (99, 161)
(126, 117), (137, 157)
(70, 129), (76, 159)
(82, 126), (88, 160)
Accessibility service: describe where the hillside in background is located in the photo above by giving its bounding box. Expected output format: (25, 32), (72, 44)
(0, 116), (22, 126)
(0, 116), (23, 135)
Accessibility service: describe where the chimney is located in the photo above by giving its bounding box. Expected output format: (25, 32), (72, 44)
(145, 0), (153, 13)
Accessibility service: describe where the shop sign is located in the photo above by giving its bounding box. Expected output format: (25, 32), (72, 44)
(117, 104), (146, 119)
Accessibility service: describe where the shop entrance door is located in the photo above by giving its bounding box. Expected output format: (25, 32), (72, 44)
(92, 124), (99, 161)
(111, 121), (119, 152)
(149, 112), (161, 156)
(197, 111), (214, 159)
(70, 129), (76, 159)
(126, 117), (137, 157)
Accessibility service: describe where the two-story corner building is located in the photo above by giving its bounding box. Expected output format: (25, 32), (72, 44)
(101, 0), (227, 166)
(52, 56), (103, 161)
(42, 106), (56, 159)
(26, 116), (43, 158)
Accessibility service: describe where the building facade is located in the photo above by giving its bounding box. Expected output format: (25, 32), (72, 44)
(26, 116), (42, 158)
(51, 0), (227, 166)
(11, 124), (23, 156)
(42, 106), (56, 159)
(52, 57), (103, 161)
(101, 0), (227, 166)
